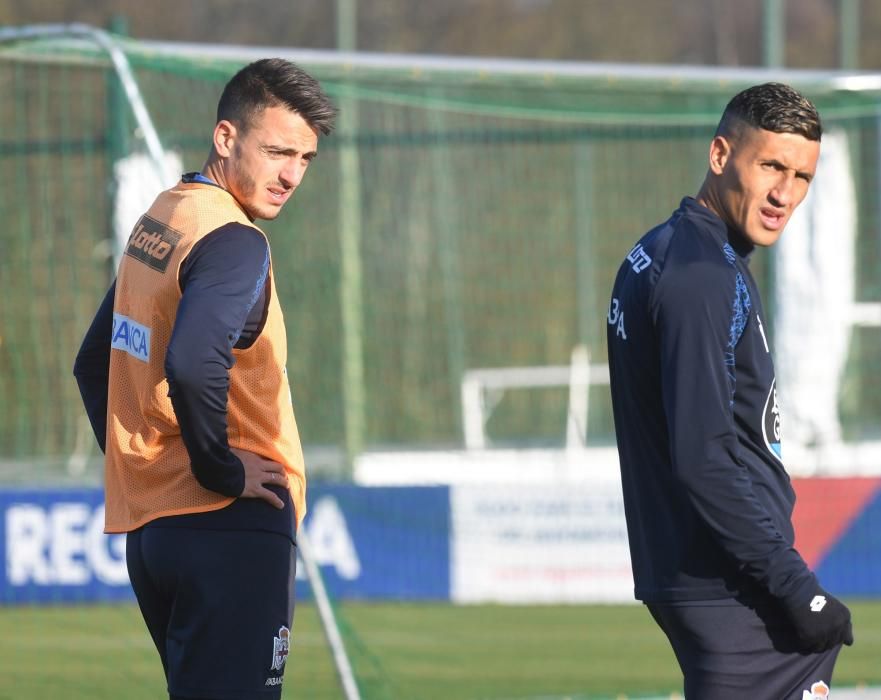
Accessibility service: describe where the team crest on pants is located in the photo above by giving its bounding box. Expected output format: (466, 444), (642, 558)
(802, 680), (830, 699)
(270, 626), (290, 671)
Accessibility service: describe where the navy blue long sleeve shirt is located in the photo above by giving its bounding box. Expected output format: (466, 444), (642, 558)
(607, 196), (816, 607)
(164, 221), (270, 497)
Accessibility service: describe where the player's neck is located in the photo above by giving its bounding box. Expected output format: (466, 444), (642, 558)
(200, 154), (229, 193)
(694, 180), (721, 221)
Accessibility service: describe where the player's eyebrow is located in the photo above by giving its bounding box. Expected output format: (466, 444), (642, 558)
(262, 143), (318, 159)
(761, 158), (814, 182)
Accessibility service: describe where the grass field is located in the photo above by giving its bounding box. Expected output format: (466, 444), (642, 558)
(0, 600), (879, 699)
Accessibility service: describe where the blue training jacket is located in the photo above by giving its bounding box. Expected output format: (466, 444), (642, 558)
(607, 196), (816, 606)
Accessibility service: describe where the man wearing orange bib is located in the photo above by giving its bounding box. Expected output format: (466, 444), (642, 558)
(74, 59), (335, 699)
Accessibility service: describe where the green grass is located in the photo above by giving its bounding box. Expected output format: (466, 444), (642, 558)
(0, 600), (878, 699)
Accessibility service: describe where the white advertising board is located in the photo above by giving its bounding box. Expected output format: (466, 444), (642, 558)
(451, 479), (634, 603)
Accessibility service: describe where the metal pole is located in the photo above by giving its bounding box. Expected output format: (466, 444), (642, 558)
(762, 0), (785, 68)
(106, 16), (130, 269)
(336, 0), (366, 472)
(428, 97), (467, 442)
(762, 0), (785, 327)
(574, 141), (594, 349)
(840, 0), (860, 70)
(297, 529), (362, 700)
(336, 0), (356, 54)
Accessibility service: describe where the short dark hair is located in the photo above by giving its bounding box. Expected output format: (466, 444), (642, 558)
(217, 58), (337, 135)
(715, 82), (822, 142)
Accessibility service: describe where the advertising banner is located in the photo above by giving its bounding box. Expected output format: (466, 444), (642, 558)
(2, 478), (880, 604)
(450, 480), (634, 603)
(0, 489), (130, 603)
(295, 485), (451, 600)
(0, 485), (451, 604)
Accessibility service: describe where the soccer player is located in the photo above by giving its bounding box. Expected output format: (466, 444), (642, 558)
(73, 59), (335, 699)
(606, 83), (853, 698)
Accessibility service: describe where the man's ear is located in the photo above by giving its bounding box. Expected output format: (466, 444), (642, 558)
(708, 135), (732, 175)
(213, 120), (237, 158)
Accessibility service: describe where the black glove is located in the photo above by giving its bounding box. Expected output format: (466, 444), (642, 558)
(783, 586), (854, 653)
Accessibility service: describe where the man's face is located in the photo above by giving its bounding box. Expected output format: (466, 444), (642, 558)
(709, 126), (820, 247)
(222, 105), (319, 221)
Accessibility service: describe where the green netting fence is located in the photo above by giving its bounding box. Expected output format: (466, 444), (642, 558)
(2, 30), (881, 482)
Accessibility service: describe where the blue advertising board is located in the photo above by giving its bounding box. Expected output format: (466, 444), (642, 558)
(295, 485), (450, 600)
(0, 485), (450, 604)
(0, 488), (130, 603)
(3, 479), (881, 605)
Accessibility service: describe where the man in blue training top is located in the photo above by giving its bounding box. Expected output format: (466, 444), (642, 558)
(607, 82), (853, 699)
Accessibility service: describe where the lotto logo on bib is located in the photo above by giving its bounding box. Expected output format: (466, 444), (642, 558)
(125, 215), (182, 273)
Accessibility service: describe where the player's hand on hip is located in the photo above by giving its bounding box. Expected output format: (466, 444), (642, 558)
(231, 447), (288, 510)
(783, 585), (854, 653)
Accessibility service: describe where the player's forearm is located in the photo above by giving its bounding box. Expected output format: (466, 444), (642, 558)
(667, 389), (813, 599)
(165, 339), (245, 497)
(676, 459), (816, 602)
(74, 373), (109, 452)
(165, 227), (269, 498)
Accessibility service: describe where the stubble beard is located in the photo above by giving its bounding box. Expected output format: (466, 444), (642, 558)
(230, 156), (272, 221)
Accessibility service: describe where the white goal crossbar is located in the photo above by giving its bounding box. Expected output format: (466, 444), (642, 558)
(461, 344), (610, 450)
(850, 301), (881, 327)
